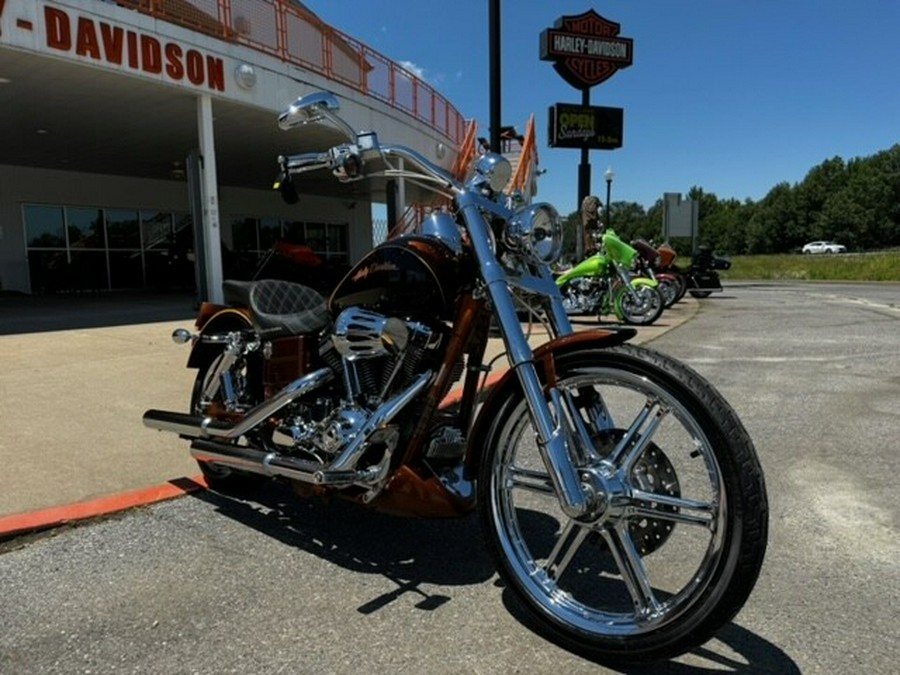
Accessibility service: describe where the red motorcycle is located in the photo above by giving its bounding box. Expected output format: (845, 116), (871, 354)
(630, 239), (686, 307)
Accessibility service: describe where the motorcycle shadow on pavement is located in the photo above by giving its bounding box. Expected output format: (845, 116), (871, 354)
(500, 584), (799, 673)
(489, 508), (800, 672)
(186, 482), (495, 614)
(187, 486), (799, 673)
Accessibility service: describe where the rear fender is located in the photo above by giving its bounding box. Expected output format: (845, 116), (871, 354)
(186, 307), (253, 369)
(465, 328), (635, 470)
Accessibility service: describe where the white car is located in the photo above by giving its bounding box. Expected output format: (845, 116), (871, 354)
(802, 241), (846, 254)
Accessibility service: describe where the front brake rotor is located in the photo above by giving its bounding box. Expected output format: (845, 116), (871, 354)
(589, 430), (681, 556)
(628, 442), (680, 555)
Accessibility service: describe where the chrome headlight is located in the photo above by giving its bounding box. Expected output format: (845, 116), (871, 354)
(506, 203), (563, 264)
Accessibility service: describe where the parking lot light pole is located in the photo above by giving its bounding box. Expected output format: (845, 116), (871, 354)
(604, 166), (615, 227)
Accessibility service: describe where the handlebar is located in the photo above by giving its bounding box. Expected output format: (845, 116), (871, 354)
(278, 142), (460, 195)
(380, 144), (458, 192)
(279, 151), (332, 174)
(275, 91), (483, 200)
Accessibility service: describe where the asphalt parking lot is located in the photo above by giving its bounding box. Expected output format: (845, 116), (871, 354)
(2, 282), (898, 673)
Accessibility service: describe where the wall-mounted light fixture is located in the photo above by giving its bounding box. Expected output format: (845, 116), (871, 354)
(234, 63), (256, 90)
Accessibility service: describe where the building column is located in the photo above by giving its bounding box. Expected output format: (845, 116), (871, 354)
(197, 94), (224, 303)
(396, 158), (406, 224)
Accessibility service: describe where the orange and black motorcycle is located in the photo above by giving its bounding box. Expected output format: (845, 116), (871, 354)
(144, 92), (767, 663)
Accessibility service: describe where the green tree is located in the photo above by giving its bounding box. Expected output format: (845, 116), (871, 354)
(606, 201), (650, 242)
(561, 210), (580, 263)
(746, 182), (798, 253)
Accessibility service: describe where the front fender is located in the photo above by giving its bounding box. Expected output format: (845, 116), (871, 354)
(630, 275), (659, 289)
(465, 328), (635, 471)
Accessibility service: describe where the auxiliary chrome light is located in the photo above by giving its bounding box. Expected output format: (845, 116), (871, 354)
(507, 203), (563, 264)
(471, 153), (512, 193)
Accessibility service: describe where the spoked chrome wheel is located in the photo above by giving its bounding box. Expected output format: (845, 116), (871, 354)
(658, 278), (680, 308)
(477, 345), (767, 662)
(617, 284), (664, 325)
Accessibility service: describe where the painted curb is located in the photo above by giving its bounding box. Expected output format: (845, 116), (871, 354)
(0, 476), (208, 540)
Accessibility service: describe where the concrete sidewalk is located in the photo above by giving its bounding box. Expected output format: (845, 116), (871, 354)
(0, 291), (697, 535)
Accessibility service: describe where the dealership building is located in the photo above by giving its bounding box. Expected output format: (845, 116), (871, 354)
(0, 0), (470, 300)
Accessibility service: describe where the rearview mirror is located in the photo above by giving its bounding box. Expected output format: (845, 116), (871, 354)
(278, 92), (341, 130)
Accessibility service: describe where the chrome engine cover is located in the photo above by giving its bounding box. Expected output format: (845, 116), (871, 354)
(333, 307), (409, 358)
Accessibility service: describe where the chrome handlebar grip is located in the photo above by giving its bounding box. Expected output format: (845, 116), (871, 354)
(280, 152), (332, 174)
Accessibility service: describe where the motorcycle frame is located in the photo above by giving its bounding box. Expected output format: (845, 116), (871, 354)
(171, 102), (620, 521)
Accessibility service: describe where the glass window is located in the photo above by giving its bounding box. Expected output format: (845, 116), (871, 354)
(66, 207), (105, 249)
(305, 222), (326, 252)
(259, 217), (281, 250)
(283, 220), (305, 245)
(173, 213), (193, 254)
(106, 209), (140, 249)
(25, 205), (66, 248)
(28, 250), (68, 293)
(68, 251), (108, 291)
(141, 211), (172, 252)
(144, 250), (171, 289)
(328, 223), (348, 253)
(230, 216), (258, 252)
(108, 250), (144, 289)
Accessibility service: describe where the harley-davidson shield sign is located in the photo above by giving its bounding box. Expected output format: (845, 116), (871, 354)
(540, 10), (633, 89)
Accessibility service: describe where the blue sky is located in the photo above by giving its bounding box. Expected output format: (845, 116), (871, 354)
(303, 1), (900, 214)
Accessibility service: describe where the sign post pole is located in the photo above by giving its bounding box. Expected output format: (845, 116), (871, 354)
(540, 9), (633, 245)
(577, 88), (591, 260)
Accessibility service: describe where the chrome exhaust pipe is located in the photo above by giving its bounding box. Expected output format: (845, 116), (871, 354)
(190, 439), (273, 476)
(140, 410), (232, 438)
(162, 369), (433, 489)
(189, 439), (338, 485)
(143, 367), (334, 440)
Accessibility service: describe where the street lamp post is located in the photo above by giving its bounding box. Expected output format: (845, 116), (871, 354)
(604, 166), (615, 228)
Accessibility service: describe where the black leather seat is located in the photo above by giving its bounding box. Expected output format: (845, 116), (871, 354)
(222, 279), (253, 306)
(248, 279), (328, 335)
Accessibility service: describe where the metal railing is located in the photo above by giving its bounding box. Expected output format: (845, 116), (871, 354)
(113, 0), (467, 143)
(508, 114), (538, 201)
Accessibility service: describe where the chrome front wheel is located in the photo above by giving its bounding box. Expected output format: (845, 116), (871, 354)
(617, 284), (664, 325)
(477, 345), (767, 662)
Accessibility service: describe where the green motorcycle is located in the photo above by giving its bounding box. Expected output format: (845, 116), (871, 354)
(556, 229), (665, 325)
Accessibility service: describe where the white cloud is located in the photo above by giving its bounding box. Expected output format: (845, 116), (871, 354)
(399, 60), (425, 79)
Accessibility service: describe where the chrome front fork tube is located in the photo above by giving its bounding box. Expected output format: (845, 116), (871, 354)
(618, 265), (642, 302)
(458, 199), (593, 519)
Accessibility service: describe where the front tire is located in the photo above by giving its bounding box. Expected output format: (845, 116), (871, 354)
(616, 284), (664, 325)
(658, 278), (679, 308)
(477, 345), (768, 663)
